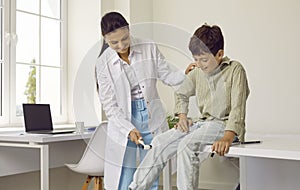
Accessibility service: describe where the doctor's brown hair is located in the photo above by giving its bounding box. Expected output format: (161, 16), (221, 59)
(99, 12), (129, 56)
(101, 12), (129, 36)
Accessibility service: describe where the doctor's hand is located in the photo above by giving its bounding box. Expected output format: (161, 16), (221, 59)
(129, 128), (142, 144)
(174, 113), (193, 133)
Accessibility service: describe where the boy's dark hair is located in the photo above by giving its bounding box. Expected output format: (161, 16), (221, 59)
(189, 24), (224, 56)
(101, 12), (129, 36)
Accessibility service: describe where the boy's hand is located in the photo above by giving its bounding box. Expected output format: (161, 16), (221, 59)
(212, 131), (236, 156)
(175, 113), (193, 133)
(129, 128), (142, 144)
(185, 63), (196, 74)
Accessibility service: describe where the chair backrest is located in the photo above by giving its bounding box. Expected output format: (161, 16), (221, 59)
(70, 121), (108, 176)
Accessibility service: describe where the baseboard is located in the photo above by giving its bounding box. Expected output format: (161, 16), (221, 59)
(165, 181), (237, 190)
(199, 181), (237, 190)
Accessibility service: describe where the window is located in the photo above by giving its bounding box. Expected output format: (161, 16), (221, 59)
(0, 0), (67, 125)
(0, 0), (3, 117)
(0, 0), (9, 122)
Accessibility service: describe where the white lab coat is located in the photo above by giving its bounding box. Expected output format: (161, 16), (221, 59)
(96, 37), (185, 190)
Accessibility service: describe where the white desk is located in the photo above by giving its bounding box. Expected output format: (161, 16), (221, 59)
(227, 136), (300, 190)
(163, 136), (300, 190)
(0, 130), (93, 190)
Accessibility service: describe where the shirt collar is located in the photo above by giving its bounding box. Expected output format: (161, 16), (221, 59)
(206, 56), (231, 76)
(129, 36), (143, 55)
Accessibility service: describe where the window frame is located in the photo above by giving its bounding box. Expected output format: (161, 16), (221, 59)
(0, 0), (68, 126)
(0, 0), (10, 124)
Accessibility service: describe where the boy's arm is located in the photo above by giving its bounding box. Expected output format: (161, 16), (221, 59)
(175, 65), (197, 132)
(174, 72), (197, 132)
(212, 130), (236, 156)
(225, 65), (249, 139)
(175, 113), (193, 133)
(213, 64), (249, 156)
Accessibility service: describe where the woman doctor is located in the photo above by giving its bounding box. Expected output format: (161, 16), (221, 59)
(95, 12), (185, 190)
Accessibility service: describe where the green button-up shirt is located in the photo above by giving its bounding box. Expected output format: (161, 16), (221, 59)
(175, 57), (250, 141)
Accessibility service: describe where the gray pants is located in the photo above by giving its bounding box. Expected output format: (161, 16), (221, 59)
(129, 120), (225, 190)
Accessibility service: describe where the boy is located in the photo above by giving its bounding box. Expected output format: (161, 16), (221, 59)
(129, 24), (250, 189)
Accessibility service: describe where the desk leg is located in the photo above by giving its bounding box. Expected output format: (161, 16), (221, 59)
(40, 145), (49, 190)
(163, 159), (172, 190)
(239, 156), (247, 190)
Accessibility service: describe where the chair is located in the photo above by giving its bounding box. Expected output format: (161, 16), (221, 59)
(65, 121), (108, 190)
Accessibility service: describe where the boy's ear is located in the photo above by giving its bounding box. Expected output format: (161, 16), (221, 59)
(216, 50), (224, 63)
(217, 49), (224, 58)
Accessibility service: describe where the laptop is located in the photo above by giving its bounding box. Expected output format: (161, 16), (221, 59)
(22, 103), (75, 134)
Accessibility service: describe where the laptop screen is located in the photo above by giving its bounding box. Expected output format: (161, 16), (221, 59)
(23, 104), (53, 132)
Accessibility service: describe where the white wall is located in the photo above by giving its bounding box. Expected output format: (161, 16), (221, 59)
(68, 0), (102, 126)
(110, 0), (300, 188)
(151, 1), (300, 188)
(153, 0), (300, 187)
(130, 0), (153, 23)
(153, 0), (300, 137)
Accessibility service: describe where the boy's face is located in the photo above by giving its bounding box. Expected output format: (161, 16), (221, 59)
(193, 50), (224, 74)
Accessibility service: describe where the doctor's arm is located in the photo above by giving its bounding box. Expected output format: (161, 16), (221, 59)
(96, 65), (141, 143)
(154, 45), (185, 86)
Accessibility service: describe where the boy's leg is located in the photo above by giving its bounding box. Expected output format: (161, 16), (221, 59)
(129, 128), (187, 190)
(176, 121), (225, 190)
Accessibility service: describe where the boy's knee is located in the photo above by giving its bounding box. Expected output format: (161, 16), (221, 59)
(151, 135), (163, 146)
(151, 129), (176, 146)
(188, 142), (201, 151)
(178, 140), (201, 154)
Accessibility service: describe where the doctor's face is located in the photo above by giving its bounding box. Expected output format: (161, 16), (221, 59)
(105, 27), (130, 54)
